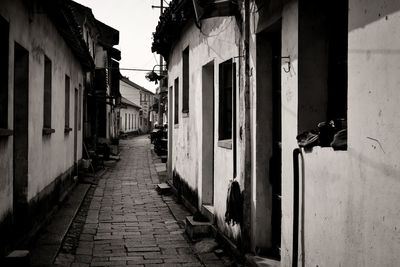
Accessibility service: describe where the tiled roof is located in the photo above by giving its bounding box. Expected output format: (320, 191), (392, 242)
(121, 97), (142, 109)
(151, 0), (239, 61)
(151, 0), (193, 61)
(41, 0), (94, 70)
(121, 77), (155, 95)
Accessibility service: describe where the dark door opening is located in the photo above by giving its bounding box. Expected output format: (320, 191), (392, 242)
(74, 88), (78, 170)
(270, 28), (282, 260)
(255, 20), (282, 260)
(13, 42), (29, 227)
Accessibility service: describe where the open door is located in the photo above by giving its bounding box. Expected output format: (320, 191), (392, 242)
(255, 21), (282, 259)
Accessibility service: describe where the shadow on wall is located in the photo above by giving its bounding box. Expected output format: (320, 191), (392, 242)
(349, 0), (400, 32)
(172, 170), (244, 247)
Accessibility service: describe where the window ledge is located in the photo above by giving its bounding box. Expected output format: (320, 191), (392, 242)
(0, 128), (13, 137)
(42, 128), (55, 135)
(302, 145), (347, 153)
(218, 139), (232, 149)
(174, 124), (179, 129)
(64, 127), (72, 133)
(182, 111), (189, 118)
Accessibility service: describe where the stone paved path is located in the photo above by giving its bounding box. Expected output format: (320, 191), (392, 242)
(54, 136), (212, 267)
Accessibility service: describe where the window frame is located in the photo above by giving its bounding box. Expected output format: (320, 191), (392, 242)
(43, 55), (52, 132)
(182, 47), (189, 113)
(64, 75), (71, 132)
(218, 59), (236, 144)
(174, 77), (179, 125)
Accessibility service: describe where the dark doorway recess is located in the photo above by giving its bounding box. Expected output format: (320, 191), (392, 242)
(13, 42), (29, 227)
(256, 20), (282, 260)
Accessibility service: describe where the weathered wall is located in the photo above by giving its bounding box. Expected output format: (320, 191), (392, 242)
(168, 16), (242, 241)
(280, 1), (299, 264)
(0, 0), (84, 226)
(280, 0), (400, 266)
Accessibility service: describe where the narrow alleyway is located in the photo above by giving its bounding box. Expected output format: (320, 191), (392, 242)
(42, 135), (231, 267)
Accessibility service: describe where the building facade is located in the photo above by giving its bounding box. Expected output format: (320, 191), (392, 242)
(119, 97), (141, 135)
(120, 76), (155, 133)
(0, 0), (92, 256)
(153, 0), (400, 266)
(93, 19), (121, 143)
(0, 0), (122, 257)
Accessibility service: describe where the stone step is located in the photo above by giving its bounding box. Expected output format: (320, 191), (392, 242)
(5, 250), (30, 266)
(156, 182), (171, 195)
(245, 254), (281, 267)
(185, 216), (212, 240)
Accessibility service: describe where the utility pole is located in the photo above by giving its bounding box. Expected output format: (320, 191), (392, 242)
(152, 0), (167, 127)
(158, 0), (163, 126)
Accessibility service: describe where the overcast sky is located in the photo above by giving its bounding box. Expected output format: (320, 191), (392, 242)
(74, 0), (169, 92)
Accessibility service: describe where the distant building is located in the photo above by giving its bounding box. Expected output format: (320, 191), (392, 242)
(119, 97), (141, 135)
(93, 19), (121, 142)
(120, 76), (155, 133)
(69, 1), (121, 145)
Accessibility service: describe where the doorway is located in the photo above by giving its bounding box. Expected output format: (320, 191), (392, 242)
(201, 61), (215, 207)
(13, 42), (29, 226)
(255, 21), (282, 259)
(74, 88), (78, 171)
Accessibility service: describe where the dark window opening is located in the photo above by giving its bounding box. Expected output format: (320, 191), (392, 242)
(298, 0), (348, 149)
(182, 47), (189, 113)
(78, 84), (82, 130)
(43, 56), (52, 129)
(218, 59), (236, 141)
(327, 1), (348, 121)
(0, 16), (9, 129)
(13, 42), (29, 223)
(174, 77), (179, 125)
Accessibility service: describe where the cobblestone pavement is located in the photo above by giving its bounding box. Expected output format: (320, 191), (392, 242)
(54, 135), (231, 267)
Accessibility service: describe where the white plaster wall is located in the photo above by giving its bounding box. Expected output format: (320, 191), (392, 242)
(0, 0), (84, 204)
(280, 0), (400, 266)
(280, 1), (299, 265)
(168, 16), (242, 240)
(120, 106), (140, 133)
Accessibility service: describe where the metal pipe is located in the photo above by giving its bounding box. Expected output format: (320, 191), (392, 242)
(292, 148), (301, 267)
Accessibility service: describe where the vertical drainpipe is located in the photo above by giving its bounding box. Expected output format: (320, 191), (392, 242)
(158, 0), (164, 126)
(242, 0), (252, 253)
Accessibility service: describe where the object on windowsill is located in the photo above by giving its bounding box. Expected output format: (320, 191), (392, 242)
(296, 130), (319, 148)
(331, 129), (347, 151)
(317, 120), (336, 147)
(64, 127), (72, 133)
